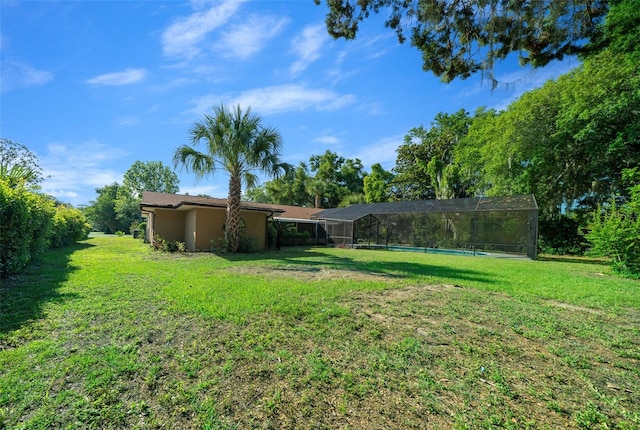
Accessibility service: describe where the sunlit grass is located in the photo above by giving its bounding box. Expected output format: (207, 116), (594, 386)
(1, 236), (638, 429)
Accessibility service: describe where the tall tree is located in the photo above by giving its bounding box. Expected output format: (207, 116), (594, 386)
(339, 158), (366, 194)
(173, 105), (288, 252)
(0, 138), (43, 189)
(392, 142), (436, 201)
(316, 0), (608, 84)
(85, 183), (129, 234)
(453, 107), (499, 196)
(309, 150), (366, 208)
(393, 109), (472, 200)
(115, 160), (180, 228)
(309, 151), (344, 207)
(264, 162), (314, 206)
(243, 186), (271, 203)
(583, 0), (640, 60)
(363, 163), (395, 203)
(457, 45), (639, 216)
(120, 160), (179, 198)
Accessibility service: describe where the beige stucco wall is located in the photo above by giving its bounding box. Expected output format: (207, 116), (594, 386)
(240, 210), (268, 249)
(150, 206), (270, 251)
(153, 209), (185, 242)
(143, 212), (153, 243)
(185, 210), (197, 251)
(193, 207), (226, 251)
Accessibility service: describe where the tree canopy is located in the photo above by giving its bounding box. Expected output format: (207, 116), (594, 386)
(0, 138), (43, 188)
(120, 160), (179, 199)
(254, 150), (367, 208)
(363, 163), (395, 203)
(395, 109), (472, 199)
(316, 0), (609, 84)
(114, 160), (180, 230)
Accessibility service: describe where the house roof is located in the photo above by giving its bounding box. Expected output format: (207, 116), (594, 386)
(312, 195), (538, 221)
(140, 191), (286, 215)
(275, 206), (323, 220)
(140, 191), (324, 219)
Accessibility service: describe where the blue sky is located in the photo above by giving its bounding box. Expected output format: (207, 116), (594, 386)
(0, 0), (580, 207)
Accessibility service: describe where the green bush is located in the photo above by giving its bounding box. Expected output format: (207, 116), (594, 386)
(283, 230), (312, 246)
(138, 222), (147, 240)
(268, 221), (313, 249)
(236, 235), (258, 253)
(50, 205), (91, 248)
(0, 179), (54, 277)
(538, 215), (587, 255)
(586, 169), (640, 278)
(587, 198), (640, 278)
(153, 235), (185, 253)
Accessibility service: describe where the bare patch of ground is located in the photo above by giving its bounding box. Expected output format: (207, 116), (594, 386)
(4, 277), (639, 429)
(226, 265), (400, 282)
(546, 300), (604, 314)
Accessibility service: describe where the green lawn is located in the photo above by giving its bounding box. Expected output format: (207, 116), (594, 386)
(1, 236), (639, 429)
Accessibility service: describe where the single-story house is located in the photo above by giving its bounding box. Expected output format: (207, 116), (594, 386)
(140, 191), (323, 251)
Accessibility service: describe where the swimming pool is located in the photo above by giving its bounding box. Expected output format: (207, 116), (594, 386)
(355, 244), (486, 256)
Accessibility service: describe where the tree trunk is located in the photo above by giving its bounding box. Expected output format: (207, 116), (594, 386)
(226, 174), (242, 252)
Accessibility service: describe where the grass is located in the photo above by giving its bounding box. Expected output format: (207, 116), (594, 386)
(1, 236), (639, 429)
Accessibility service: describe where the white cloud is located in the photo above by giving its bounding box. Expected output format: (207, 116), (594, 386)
(352, 134), (403, 169)
(87, 68), (146, 86)
(313, 135), (341, 146)
(290, 24), (326, 76)
(162, 0), (243, 59)
(38, 141), (128, 205)
(218, 15), (288, 60)
(190, 84), (357, 116)
(0, 60), (53, 92)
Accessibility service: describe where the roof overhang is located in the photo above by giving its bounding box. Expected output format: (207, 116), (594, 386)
(140, 201), (284, 215)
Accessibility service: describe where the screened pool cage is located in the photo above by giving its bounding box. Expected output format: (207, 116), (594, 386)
(313, 195), (539, 259)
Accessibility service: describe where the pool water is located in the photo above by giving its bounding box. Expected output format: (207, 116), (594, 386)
(385, 245), (486, 256)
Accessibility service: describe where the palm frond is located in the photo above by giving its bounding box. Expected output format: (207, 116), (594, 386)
(173, 145), (215, 179)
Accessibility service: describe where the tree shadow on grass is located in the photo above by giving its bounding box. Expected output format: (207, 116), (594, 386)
(538, 255), (611, 266)
(0, 242), (93, 337)
(218, 246), (499, 286)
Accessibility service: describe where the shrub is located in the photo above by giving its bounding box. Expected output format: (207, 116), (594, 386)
(50, 205), (91, 248)
(153, 235), (185, 253)
(284, 230), (312, 246)
(138, 222), (147, 240)
(236, 236), (258, 253)
(586, 169), (640, 278)
(538, 215), (587, 255)
(0, 179), (54, 277)
(268, 221), (313, 249)
(587, 198), (640, 278)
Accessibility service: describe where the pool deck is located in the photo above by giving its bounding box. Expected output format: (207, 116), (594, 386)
(351, 244), (532, 260)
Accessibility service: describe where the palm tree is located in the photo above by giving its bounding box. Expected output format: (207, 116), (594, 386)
(0, 138), (43, 189)
(173, 104), (288, 252)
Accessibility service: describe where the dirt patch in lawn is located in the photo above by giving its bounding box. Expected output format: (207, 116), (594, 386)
(226, 265), (400, 282)
(5, 281), (639, 429)
(546, 300), (604, 315)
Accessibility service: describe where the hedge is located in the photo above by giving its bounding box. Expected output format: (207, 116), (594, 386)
(0, 179), (54, 277)
(0, 179), (91, 278)
(50, 205), (91, 249)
